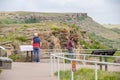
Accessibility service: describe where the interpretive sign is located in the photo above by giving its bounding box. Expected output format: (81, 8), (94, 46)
(20, 45), (33, 51)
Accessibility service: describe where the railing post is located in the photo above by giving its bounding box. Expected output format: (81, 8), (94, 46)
(99, 56), (102, 70)
(83, 55), (86, 65)
(104, 55), (108, 71)
(71, 59), (74, 80)
(63, 54), (65, 71)
(54, 55), (56, 72)
(57, 57), (60, 80)
(50, 54), (53, 76)
(95, 63), (98, 80)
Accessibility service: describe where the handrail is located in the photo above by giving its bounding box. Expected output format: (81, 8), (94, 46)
(52, 52), (120, 58)
(51, 54), (120, 66)
(50, 52), (120, 80)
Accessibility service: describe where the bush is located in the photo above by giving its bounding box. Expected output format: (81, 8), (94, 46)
(16, 36), (28, 42)
(8, 54), (20, 62)
(25, 18), (39, 23)
(51, 27), (62, 31)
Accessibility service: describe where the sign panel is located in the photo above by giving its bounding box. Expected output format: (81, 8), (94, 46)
(72, 61), (76, 72)
(20, 45), (33, 51)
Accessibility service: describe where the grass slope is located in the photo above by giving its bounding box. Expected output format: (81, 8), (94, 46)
(55, 68), (120, 80)
(0, 68), (2, 73)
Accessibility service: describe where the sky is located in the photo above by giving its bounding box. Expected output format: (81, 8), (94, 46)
(0, 0), (120, 24)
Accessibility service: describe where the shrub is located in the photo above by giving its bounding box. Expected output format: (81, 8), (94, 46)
(16, 36), (28, 42)
(51, 26), (62, 31)
(25, 18), (39, 23)
(8, 54), (20, 62)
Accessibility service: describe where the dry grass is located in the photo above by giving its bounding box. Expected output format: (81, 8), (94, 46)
(102, 24), (120, 29)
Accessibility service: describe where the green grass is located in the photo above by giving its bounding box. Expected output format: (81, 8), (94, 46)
(111, 28), (120, 34)
(55, 68), (120, 80)
(114, 51), (120, 56)
(8, 54), (20, 62)
(0, 19), (20, 24)
(50, 26), (62, 31)
(0, 32), (15, 42)
(80, 39), (107, 49)
(106, 51), (120, 62)
(0, 68), (2, 73)
(16, 35), (28, 42)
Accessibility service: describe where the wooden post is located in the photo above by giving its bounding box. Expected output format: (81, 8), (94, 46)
(26, 51), (29, 62)
(105, 53), (108, 71)
(99, 56), (102, 70)
(31, 51), (33, 62)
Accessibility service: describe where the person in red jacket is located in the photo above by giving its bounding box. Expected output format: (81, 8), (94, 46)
(31, 33), (41, 62)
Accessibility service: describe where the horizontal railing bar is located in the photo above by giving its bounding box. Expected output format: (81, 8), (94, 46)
(52, 52), (120, 58)
(51, 54), (120, 66)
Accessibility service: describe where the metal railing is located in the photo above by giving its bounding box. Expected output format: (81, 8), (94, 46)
(50, 52), (120, 80)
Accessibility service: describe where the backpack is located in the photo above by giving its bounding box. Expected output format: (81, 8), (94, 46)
(33, 37), (40, 43)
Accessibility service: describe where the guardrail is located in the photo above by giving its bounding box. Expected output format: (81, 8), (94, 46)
(50, 52), (120, 80)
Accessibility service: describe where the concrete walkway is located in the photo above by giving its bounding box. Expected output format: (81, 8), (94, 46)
(0, 62), (120, 80)
(0, 62), (57, 80)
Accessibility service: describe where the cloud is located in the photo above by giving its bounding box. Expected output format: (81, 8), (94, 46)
(48, 0), (78, 5)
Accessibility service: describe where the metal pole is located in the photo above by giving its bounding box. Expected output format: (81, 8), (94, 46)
(71, 60), (74, 80)
(54, 55), (56, 72)
(50, 54), (53, 76)
(31, 51), (33, 62)
(105, 54), (108, 71)
(71, 71), (74, 80)
(95, 63), (98, 80)
(99, 56), (102, 70)
(26, 51), (29, 62)
(83, 55), (86, 65)
(57, 57), (60, 80)
(63, 54), (65, 71)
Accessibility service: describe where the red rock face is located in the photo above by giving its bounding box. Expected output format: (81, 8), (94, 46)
(36, 29), (81, 49)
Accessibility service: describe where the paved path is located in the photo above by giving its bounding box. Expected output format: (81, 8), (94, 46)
(0, 62), (57, 80)
(0, 62), (120, 80)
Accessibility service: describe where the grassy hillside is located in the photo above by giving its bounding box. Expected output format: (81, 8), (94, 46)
(102, 24), (120, 29)
(0, 68), (2, 73)
(110, 28), (120, 34)
(77, 18), (120, 41)
(0, 22), (107, 50)
(0, 11), (119, 49)
(76, 19), (120, 49)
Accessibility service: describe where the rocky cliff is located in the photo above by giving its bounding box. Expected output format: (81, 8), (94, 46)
(0, 11), (116, 50)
